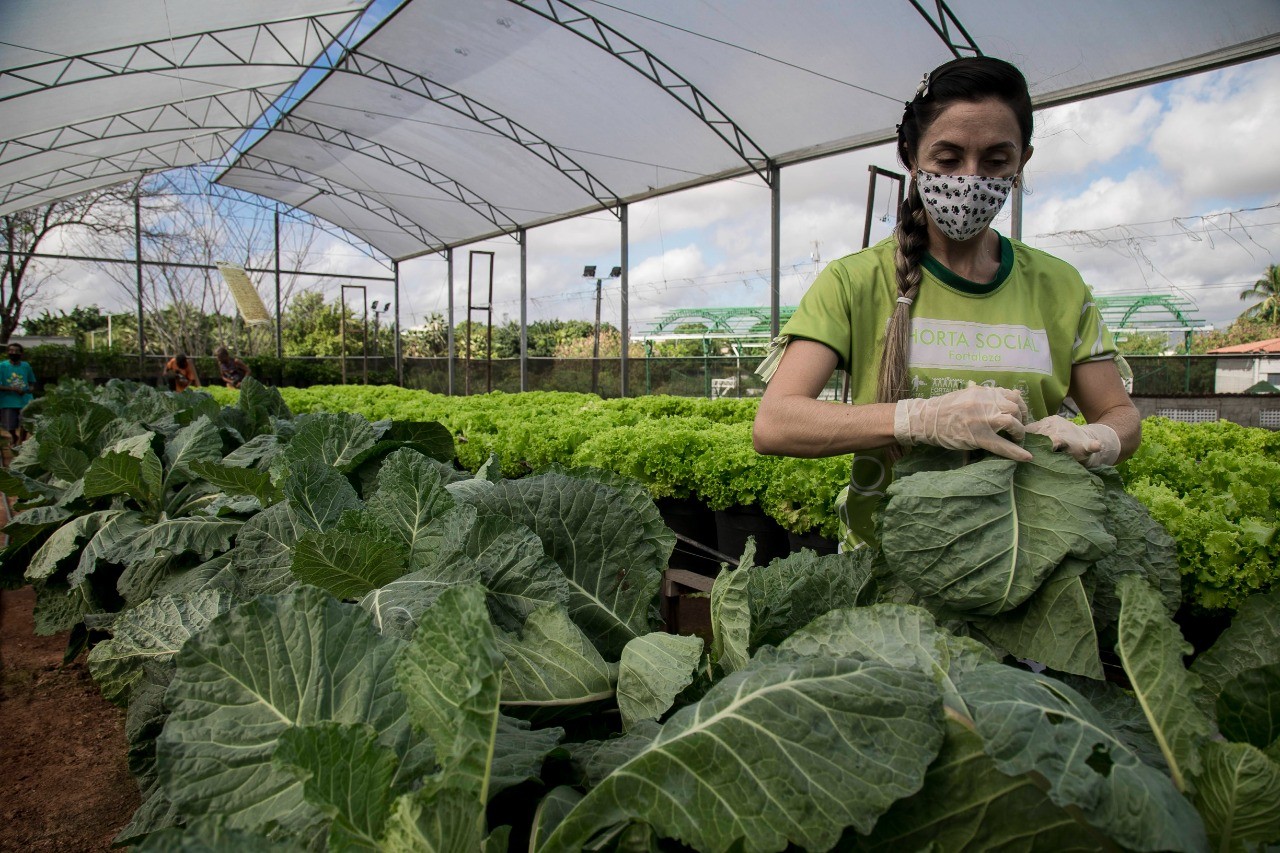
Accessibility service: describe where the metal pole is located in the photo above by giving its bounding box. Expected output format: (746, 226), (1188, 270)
(446, 248), (455, 396)
(394, 260), (402, 386)
(862, 165), (877, 250)
(362, 287), (369, 385)
(620, 203), (629, 397)
(519, 230), (528, 392)
(592, 277), (602, 395)
(274, 209), (283, 361)
(134, 190), (144, 372)
(769, 164), (781, 338)
(340, 287), (347, 385)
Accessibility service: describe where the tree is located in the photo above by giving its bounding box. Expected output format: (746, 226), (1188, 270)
(1114, 331), (1172, 356)
(21, 305), (110, 340)
(1, 184), (147, 343)
(1238, 264), (1280, 324)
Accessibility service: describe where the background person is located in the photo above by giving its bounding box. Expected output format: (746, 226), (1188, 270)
(752, 56), (1140, 550)
(214, 345), (250, 389)
(162, 352), (200, 392)
(0, 342), (37, 449)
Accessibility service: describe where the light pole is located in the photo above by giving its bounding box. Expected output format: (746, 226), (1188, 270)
(339, 284), (368, 385)
(584, 264), (621, 395)
(371, 299), (392, 358)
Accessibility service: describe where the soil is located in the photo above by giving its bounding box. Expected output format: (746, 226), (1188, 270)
(0, 586), (140, 852)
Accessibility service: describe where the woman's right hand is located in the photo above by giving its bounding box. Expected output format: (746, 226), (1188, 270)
(893, 383), (1031, 462)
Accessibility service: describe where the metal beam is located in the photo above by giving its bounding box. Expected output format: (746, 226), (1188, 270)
(905, 0), (982, 58)
(508, 0), (772, 186)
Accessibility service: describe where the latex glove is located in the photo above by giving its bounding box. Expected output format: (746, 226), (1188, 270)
(1024, 415), (1120, 468)
(894, 383), (1031, 462)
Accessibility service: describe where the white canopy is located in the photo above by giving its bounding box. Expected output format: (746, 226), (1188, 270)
(3, 0), (1279, 259)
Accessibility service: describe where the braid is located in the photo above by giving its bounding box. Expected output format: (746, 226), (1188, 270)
(877, 182), (927, 404)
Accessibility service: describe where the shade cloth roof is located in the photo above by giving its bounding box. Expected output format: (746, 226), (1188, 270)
(4, 0), (1280, 261)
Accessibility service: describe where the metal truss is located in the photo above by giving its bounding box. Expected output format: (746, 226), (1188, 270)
(507, 0), (772, 185)
(0, 89), (281, 172)
(1096, 294), (1205, 332)
(906, 0), (982, 59)
(272, 116), (523, 240)
(644, 306), (796, 337)
(0, 130), (242, 212)
(227, 154), (447, 253)
(0, 12), (356, 102)
(338, 51), (621, 216)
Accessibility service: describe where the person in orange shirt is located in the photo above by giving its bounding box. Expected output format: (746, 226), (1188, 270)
(162, 353), (200, 392)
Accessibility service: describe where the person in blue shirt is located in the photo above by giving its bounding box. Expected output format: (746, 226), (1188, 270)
(0, 342), (36, 449)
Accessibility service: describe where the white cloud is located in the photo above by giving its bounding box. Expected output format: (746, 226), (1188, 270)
(1030, 89), (1161, 179)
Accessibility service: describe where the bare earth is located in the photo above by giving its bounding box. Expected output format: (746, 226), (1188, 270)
(0, 586), (139, 852)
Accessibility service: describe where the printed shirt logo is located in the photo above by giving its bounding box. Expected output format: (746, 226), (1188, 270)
(908, 318), (1052, 375)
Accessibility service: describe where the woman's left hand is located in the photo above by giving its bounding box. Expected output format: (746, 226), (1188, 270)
(1024, 415), (1120, 468)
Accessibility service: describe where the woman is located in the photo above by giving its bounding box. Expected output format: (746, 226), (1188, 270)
(214, 345), (251, 389)
(162, 352), (200, 392)
(0, 342), (36, 448)
(752, 57), (1139, 549)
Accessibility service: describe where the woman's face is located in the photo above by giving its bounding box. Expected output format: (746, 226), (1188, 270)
(910, 98), (1032, 180)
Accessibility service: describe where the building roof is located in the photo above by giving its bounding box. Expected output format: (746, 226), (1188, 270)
(1208, 337), (1280, 354)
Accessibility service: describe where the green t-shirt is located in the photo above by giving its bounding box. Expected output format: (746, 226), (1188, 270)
(777, 234), (1116, 546)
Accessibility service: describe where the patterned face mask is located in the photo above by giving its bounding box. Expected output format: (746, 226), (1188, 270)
(915, 170), (1015, 242)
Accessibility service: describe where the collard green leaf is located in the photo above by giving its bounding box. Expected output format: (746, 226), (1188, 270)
(1192, 589), (1280, 717)
(88, 590), (232, 705)
(569, 721), (663, 788)
(32, 578), (97, 635)
(543, 657), (944, 853)
(616, 633), (702, 730)
(1090, 472), (1181, 630)
(381, 787), (484, 853)
(1115, 575), (1213, 792)
(547, 464), (676, 573)
(283, 412), (377, 469)
(880, 438), (1114, 616)
(26, 510), (125, 580)
(488, 715), (564, 797)
(39, 443), (91, 483)
(396, 583), (504, 800)
(273, 722), (400, 852)
(365, 449), (456, 558)
(384, 420), (456, 461)
(974, 557), (1103, 680)
(857, 719), (1108, 852)
(134, 816), (296, 852)
(359, 562), (483, 641)
(1216, 663), (1280, 749)
(530, 787), (584, 853)
(222, 433), (283, 469)
(284, 459), (361, 532)
(106, 518), (243, 580)
(1192, 741), (1280, 852)
(747, 548), (879, 650)
(710, 566), (750, 674)
(956, 663), (1209, 852)
(466, 472), (662, 658)
(498, 605), (615, 708)
(415, 505), (570, 634)
(156, 586), (420, 838)
(189, 460), (280, 506)
(231, 501), (306, 595)
(291, 528), (410, 600)
(1057, 674), (1170, 773)
(164, 415), (224, 484)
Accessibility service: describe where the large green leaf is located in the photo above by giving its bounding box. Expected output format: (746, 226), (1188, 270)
(1217, 663), (1280, 749)
(569, 721), (662, 788)
(956, 663), (1209, 852)
(222, 433), (283, 469)
(616, 632), (702, 730)
(1193, 741), (1280, 851)
(855, 719), (1110, 851)
(156, 586), (421, 838)
(880, 438), (1114, 616)
(164, 415), (224, 484)
(359, 563), (483, 641)
(231, 501), (307, 595)
(1192, 589), (1280, 717)
(1090, 471), (1181, 630)
(189, 460), (281, 506)
(26, 510), (126, 580)
(88, 591), (232, 705)
(381, 787), (485, 853)
(383, 420), (456, 461)
(547, 465), (676, 574)
(396, 583), (505, 800)
(284, 459), (361, 532)
(39, 443), (91, 483)
(747, 549), (879, 650)
(134, 817), (297, 852)
(415, 505), (570, 633)
(498, 605), (615, 708)
(770, 603), (996, 717)
(710, 565), (750, 675)
(365, 448), (456, 559)
(273, 722), (401, 852)
(467, 472), (663, 658)
(1115, 575), (1214, 792)
(974, 557), (1103, 679)
(109, 517), (244, 572)
(541, 657), (944, 853)
(291, 528), (410, 599)
(31, 578), (98, 635)
(283, 412), (378, 469)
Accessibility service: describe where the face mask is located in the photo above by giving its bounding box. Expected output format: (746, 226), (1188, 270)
(915, 170), (1015, 242)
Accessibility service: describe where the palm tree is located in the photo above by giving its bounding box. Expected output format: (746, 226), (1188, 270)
(1239, 264), (1280, 324)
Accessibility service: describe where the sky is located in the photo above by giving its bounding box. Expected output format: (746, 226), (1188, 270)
(33, 52), (1280, 343)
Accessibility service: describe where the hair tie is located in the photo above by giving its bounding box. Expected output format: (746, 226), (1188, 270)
(914, 72), (930, 100)
(896, 296), (914, 307)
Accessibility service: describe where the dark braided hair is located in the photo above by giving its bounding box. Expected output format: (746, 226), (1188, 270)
(877, 57), (1034, 405)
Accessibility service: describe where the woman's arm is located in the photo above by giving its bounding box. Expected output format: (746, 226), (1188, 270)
(752, 339), (899, 457)
(1069, 359), (1141, 462)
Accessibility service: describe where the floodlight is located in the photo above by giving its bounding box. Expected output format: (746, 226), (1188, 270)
(610, 266), (622, 278)
(583, 265), (596, 278)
